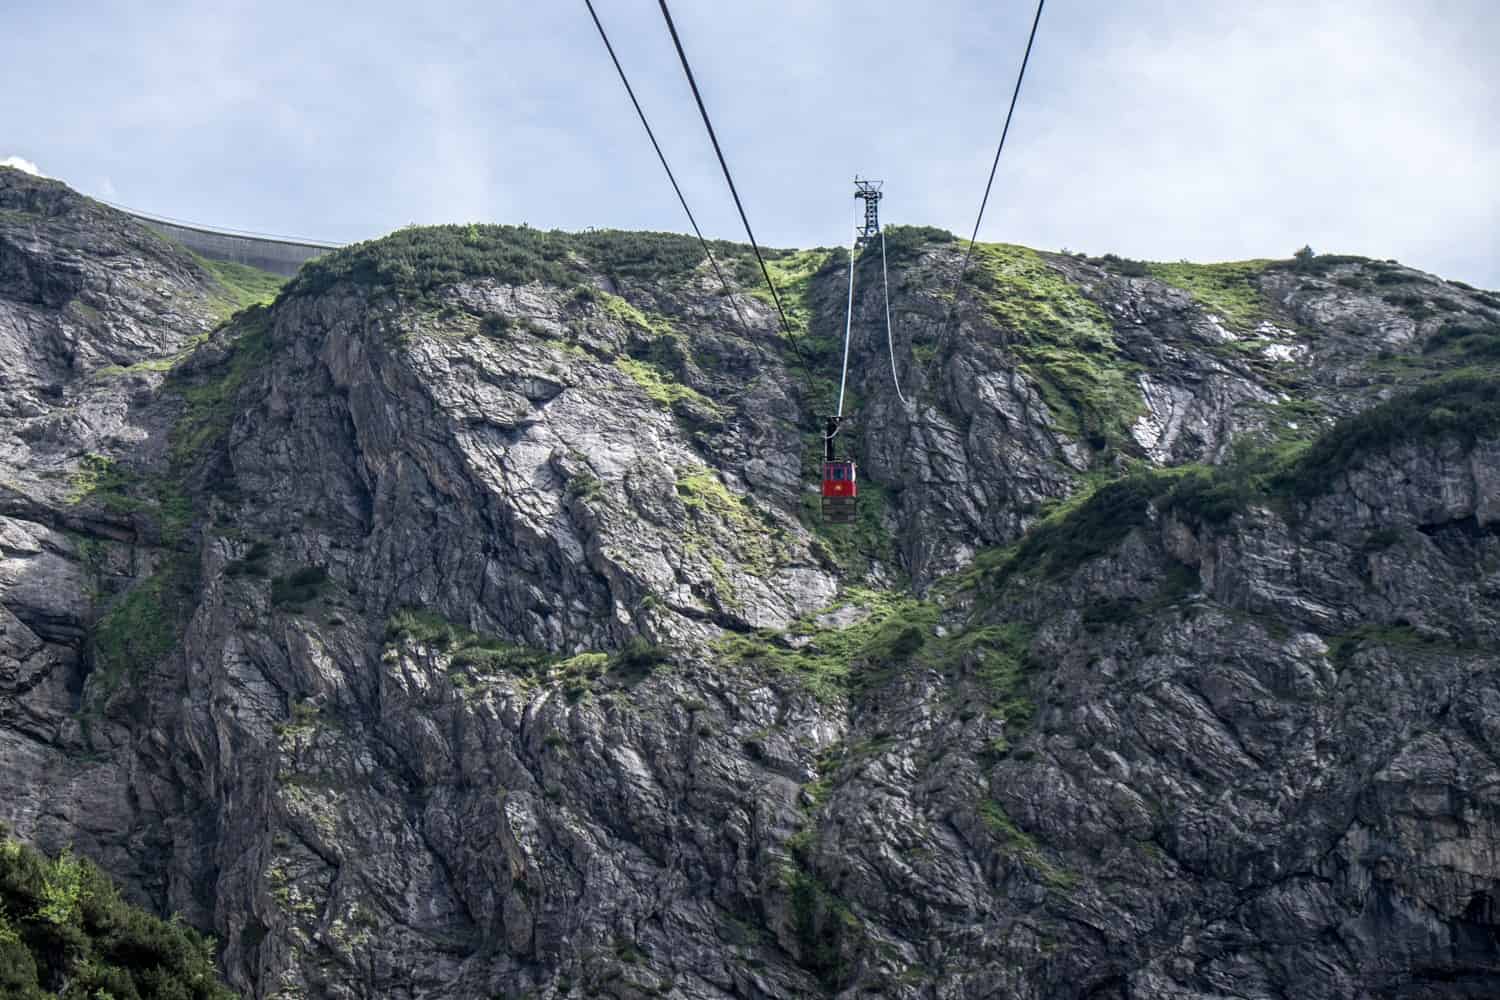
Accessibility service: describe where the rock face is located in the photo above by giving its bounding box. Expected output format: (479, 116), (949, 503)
(2, 165), (1500, 998)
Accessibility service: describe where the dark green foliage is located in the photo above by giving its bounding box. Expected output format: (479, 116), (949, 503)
(286, 224), (576, 302)
(0, 836), (234, 999)
(1279, 375), (1500, 497)
(1324, 624), (1476, 664)
(976, 379), (1500, 586)
(224, 541), (271, 578)
(90, 573), (180, 702)
(270, 566), (329, 609)
(1093, 253), (1150, 277)
(1162, 441), (1303, 523)
(572, 229), (741, 281)
(787, 866), (850, 987)
(946, 623), (1037, 734)
(480, 312), (512, 338)
(1423, 320), (1500, 362)
(285, 225), (753, 305)
(1382, 291), (1433, 319)
(879, 225), (956, 264)
(613, 636), (670, 676)
(168, 308), (271, 464)
(384, 609), (660, 693)
(994, 475), (1158, 583)
(1270, 251), (1372, 277)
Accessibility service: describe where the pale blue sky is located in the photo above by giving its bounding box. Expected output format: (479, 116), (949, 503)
(4, 0), (1496, 286)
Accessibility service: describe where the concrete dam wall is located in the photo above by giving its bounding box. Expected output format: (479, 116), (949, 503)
(120, 208), (344, 278)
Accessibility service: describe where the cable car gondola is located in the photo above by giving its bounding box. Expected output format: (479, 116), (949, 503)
(821, 416), (857, 524)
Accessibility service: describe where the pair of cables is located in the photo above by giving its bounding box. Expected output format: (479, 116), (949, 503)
(584, 0), (1045, 413)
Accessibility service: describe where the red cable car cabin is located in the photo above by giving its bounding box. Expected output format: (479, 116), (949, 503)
(821, 461), (858, 523)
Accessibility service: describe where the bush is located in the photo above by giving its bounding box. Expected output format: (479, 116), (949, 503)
(1279, 375), (1500, 497)
(286, 224), (576, 303)
(0, 836), (234, 998)
(613, 637), (669, 675)
(1094, 253), (1149, 277)
(573, 229), (741, 281)
(270, 566), (329, 608)
(224, 541), (271, 578)
(1422, 320), (1500, 361)
(480, 313), (512, 338)
(879, 225), (956, 264)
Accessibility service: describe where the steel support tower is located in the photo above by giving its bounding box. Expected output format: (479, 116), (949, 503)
(853, 177), (883, 248)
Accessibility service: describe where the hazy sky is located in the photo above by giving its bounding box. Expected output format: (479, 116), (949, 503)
(4, 1), (1496, 286)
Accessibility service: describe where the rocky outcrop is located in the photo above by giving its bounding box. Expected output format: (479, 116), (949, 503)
(2, 166), (1498, 998)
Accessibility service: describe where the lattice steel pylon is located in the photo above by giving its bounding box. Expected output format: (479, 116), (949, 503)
(853, 177), (883, 248)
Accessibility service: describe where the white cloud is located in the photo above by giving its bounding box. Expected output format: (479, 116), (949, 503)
(1, 155), (43, 176)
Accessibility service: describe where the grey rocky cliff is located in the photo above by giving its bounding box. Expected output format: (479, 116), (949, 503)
(2, 166), (1499, 998)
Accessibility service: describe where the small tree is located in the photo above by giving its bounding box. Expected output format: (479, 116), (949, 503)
(1293, 245), (1316, 272)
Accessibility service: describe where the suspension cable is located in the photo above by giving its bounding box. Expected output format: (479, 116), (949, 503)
(582, 0), (752, 336)
(912, 0), (1046, 402)
(656, 0), (816, 379)
(836, 201), (859, 416)
(879, 228), (909, 405)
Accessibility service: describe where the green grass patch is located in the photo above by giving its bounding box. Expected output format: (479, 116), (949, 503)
(167, 307), (271, 464)
(979, 801), (1076, 889)
(89, 572), (180, 704)
(385, 610), (664, 696)
(967, 243), (1143, 449)
(943, 623), (1037, 734)
(92, 355), (183, 378)
(0, 835), (234, 999)
(191, 252), (286, 318)
(747, 247), (840, 337)
(1146, 259), (1276, 329)
(616, 357), (719, 414)
(1326, 624), (1479, 664)
(64, 454), (193, 544)
(717, 589), (938, 702)
(598, 290), (672, 337)
(675, 468), (752, 524)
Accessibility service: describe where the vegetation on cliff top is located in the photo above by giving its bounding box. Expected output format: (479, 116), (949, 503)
(286, 224), (757, 302)
(0, 832), (234, 999)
